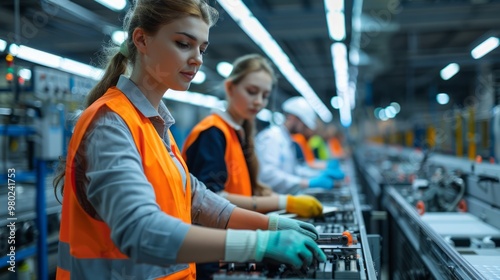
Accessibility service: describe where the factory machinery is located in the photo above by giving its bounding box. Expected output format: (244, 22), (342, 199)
(212, 159), (380, 279)
(355, 144), (500, 280)
(1, 62), (93, 279)
(0, 178), (62, 279)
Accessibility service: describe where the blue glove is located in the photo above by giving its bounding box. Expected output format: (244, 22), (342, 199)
(324, 159), (345, 179)
(309, 175), (335, 190)
(327, 159), (340, 169)
(268, 215), (319, 240)
(324, 168), (345, 180)
(256, 230), (327, 268)
(224, 229), (326, 266)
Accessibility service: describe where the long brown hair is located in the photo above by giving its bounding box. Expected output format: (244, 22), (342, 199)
(53, 0), (219, 201)
(226, 54), (277, 196)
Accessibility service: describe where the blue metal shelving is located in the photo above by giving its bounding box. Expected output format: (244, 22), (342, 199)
(1, 124), (48, 280)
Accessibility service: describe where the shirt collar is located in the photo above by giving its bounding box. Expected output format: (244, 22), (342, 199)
(116, 75), (175, 127)
(212, 108), (242, 131)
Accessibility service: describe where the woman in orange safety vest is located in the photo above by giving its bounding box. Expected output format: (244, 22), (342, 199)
(52, 1), (325, 279)
(182, 55), (323, 278)
(183, 54), (323, 219)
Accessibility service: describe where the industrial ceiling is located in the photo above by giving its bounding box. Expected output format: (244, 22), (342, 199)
(1, 0), (500, 126)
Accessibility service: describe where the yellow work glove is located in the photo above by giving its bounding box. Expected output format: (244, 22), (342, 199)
(285, 195), (323, 218)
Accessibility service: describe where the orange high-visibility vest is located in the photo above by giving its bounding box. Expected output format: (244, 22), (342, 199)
(328, 137), (345, 158)
(57, 88), (195, 280)
(182, 114), (252, 196)
(292, 133), (315, 164)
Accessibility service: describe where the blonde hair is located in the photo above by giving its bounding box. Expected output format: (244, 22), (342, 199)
(227, 54), (276, 196)
(54, 0), (219, 201)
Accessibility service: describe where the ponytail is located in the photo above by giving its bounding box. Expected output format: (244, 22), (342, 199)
(241, 120), (273, 196)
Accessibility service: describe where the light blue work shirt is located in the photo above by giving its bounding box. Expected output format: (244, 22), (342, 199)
(74, 75), (235, 266)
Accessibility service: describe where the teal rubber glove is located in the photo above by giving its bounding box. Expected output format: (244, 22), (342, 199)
(324, 168), (345, 180)
(256, 230), (327, 268)
(324, 159), (345, 179)
(268, 215), (319, 240)
(327, 159), (340, 169)
(309, 175), (334, 190)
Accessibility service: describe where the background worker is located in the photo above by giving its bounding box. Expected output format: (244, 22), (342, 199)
(308, 122), (331, 161)
(255, 96), (345, 194)
(53, 2), (325, 279)
(183, 54), (322, 218)
(182, 53), (324, 279)
(327, 124), (348, 159)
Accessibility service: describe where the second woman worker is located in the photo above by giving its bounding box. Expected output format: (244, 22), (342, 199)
(182, 54), (323, 218)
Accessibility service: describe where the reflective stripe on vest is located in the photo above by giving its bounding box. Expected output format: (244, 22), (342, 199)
(292, 133), (315, 164)
(57, 88), (195, 280)
(58, 241), (190, 279)
(182, 114), (252, 196)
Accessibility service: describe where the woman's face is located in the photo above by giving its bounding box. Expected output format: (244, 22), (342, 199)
(137, 16), (210, 92)
(226, 70), (273, 123)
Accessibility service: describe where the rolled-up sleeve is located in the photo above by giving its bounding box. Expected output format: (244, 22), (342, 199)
(82, 109), (190, 266)
(190, 174), (235, 228)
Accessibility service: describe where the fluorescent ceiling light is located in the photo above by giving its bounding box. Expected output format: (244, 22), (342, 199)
(440, 63), (460, 80)
(330, 96), (343, 109)
(112, 30), (127, 45)
(330, 43), (352, 127)
(324, 0), (345, 41)
(60, 58), (103, 80)
(10, 44), (61, 68)
(9, 44), (103, 80)
(164, 89), (225, 110)
(437, 93), (450, 105)
(378, 109), (388, 121)
(385, 106), (396, 118)
(18, 68), (32, 80)
(390, 102), (400, 113)
(217, 0), (332, 123)
(256, 108), (272, 122)
(216, 61), (233, 78)
(95, 0), (126, 11)
(0, 39), (6, 52)
(192, 70), (206, 84)
(471, 36), (500, 59)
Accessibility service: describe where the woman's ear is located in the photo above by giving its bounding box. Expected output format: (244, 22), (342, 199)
(132, 27), (148, 54)
(224, 80), (234, 98)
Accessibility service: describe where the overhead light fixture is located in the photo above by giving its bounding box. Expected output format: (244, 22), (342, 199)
(217, 0), (332, 123)
(10, 44), (60, 68)
(384, 106), (397, 118)
(18, 68), (32, 80)
(164, 89), (224, 110)
(436, 93), (450, 105)
(256, 108), (272, 122)
(0, 39), (6, 52)
(440, 63), (460, 80)
(216, 61), (233, 78)
(112, 30), (128, 45)
(378, 110), (388, 121)
(331, 43), (352, 127)
(330, 96), (343, 109)
(95, 0), (126, 11)
(9, 44), (103, 80)
(60, 58), (103, 80)
(324, 0), (346, 41)
(390, 102), (401, 113)
(192, 70), (206, 84)
(471, 36), (500, 59)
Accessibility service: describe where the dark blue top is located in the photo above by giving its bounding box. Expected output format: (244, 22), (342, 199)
(185, 127), (228, 193)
